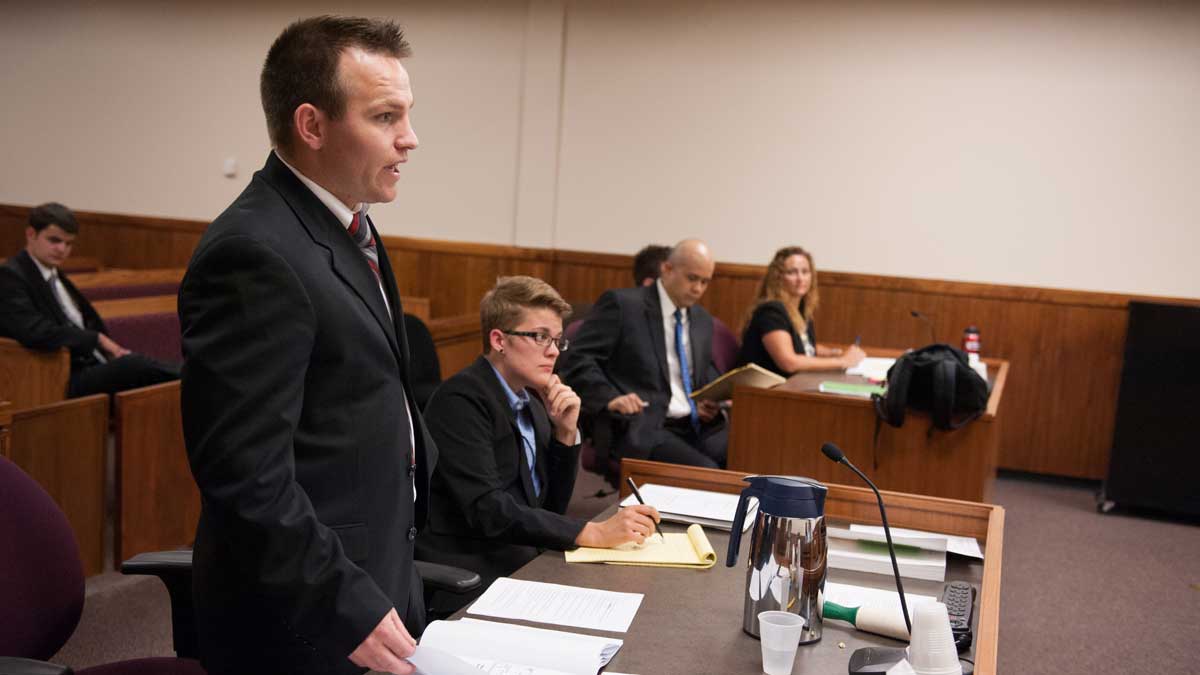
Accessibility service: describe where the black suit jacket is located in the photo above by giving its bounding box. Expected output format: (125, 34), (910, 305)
(0, 249), (106, 374)
(179, 153), (437, 674)
(417, 356), (583, 583)
(558, 284), (720, 458)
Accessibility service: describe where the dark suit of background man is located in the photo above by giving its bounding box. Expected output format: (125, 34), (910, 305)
(560, 239), (729, 468)
(178, 17), (433, 675)
(0, 202), (179, 397)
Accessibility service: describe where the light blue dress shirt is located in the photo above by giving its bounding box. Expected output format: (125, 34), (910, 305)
(488, 361), (541, 497)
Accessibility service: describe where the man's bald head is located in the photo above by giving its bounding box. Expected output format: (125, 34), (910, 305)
(660, 238), (716, 308)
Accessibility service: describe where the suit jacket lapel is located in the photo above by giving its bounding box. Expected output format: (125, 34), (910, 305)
(474, 357), (540, 506)
(642, 285), (670, 389)
(16, 251), (69, 326)
(260, 154), (402, 364)
(689, 308), (712, 386)
(529, 394), (553, 505)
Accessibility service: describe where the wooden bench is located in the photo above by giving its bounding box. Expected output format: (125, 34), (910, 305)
(0, 337), (70, 409)
(428, 313), (481, 379)
(114, 381), (198, 563)
(71, 267), (186, 289)
(6, 394), (109, 576)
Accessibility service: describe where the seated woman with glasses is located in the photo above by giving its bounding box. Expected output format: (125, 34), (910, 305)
(736, 246), (866, 376)
(417, 276), (660, 608)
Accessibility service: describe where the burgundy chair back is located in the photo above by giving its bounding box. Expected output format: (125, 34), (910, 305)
(105, 312), (183, 364)
(0, 456), (86, 660)
(711, 316), (739, 374)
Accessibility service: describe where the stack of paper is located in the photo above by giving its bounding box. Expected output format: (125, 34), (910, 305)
(618, 483), (757, 532)
(566, 523), (717, 568)
(412, 618), (623, 675)
(467, 577), (643, 632)
(827, 527), (948, 582)
(846, 357), (896, 382)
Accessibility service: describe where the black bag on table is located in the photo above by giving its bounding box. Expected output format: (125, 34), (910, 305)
(872, 344), (990, 432)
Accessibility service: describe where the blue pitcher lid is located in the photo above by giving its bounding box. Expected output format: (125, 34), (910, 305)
(743, 475), (827, 518)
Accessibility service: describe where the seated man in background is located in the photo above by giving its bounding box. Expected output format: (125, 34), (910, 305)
(0, 202), (179, 397)
(560, 239), (728, 469)
(632, 243), (670, 287)
(418, 276), (659, 608)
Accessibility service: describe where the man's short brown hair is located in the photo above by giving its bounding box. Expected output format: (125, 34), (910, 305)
(261, 15), (412, 151)
(480, 276), (572, 353)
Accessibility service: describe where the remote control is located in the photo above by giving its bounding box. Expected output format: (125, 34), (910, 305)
(941, 581), (975, 651)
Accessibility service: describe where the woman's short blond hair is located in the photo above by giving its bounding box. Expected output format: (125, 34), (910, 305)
(480, 276), (572, 353)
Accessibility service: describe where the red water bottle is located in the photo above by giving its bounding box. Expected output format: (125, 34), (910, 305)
(962, 325), (981, 363)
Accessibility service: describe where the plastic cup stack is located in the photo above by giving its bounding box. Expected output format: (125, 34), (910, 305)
(907, 602), (963, 675)
(757, 610), (806, 675)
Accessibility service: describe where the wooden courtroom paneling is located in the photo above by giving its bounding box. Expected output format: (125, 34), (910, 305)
(115, 381), (200, 563)
(9, 202), (1200, 479)
(8, 394), (109, 576)
(93, 294), (177, 319)
(0, 402), (11, 459)
(0, 338), (70, 409)
(71, 267), (186, 289)
(428, 313), (482, 380)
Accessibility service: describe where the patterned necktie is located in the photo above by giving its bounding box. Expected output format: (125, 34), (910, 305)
(347, 211), (382, 284)
(673, 308), (701, 434)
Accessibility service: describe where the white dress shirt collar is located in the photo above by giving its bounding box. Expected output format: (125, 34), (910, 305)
(275, 150), (370, 227)
(28, 252), (56, 282)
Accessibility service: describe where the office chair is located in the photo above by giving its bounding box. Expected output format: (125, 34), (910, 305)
(0, 455), (205, 675)
(403, 313), (442, 411)
(710, 316), (740, 374)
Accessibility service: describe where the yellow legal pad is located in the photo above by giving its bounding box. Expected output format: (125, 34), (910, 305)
(564, 524), (717, 569)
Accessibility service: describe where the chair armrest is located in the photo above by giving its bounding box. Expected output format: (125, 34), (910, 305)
(0, 657), (73, 675)
(120, 550), (198, 659)
(415, 560), (481, 595)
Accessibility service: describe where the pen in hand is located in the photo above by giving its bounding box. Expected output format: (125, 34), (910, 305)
(625, 477), (663, 542)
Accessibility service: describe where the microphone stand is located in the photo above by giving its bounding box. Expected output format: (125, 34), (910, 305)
(910, 309), (937, 345)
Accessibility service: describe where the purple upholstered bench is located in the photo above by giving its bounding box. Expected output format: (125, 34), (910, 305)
(104, 312), (182, 364)
(80, 281), (180, 301)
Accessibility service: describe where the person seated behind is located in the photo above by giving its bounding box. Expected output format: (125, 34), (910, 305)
(632, 244), (670, 287)
(418, 276), (659, 598)
(0, 203), (179, 397)
(560, 239), (728, 469)
(736, 246), (865, 376)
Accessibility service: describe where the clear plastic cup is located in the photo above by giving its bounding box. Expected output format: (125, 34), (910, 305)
(757, 610), (806, 675)
(907, 602), (962, 675)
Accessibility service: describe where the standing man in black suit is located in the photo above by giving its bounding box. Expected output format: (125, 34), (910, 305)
(560, 239), (728, 468)
(178, 16), (433, 675)
(418, 277), (658, 601)
(0, 202), (179, 397)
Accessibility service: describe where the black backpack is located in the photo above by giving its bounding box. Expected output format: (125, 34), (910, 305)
(872, 344), (989, 432)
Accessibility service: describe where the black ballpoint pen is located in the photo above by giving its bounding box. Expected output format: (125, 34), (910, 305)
(625, 477), (663, 541)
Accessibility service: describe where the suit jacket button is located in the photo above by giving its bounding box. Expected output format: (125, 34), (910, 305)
(408, 526), (417, 541)
(408, 464), (416, 477)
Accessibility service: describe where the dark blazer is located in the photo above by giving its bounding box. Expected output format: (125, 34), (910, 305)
(178, 152), (437, 675)
(0, 249), (106, 374)
(558, 284), (720, 458)
(418, 355), (583, 584)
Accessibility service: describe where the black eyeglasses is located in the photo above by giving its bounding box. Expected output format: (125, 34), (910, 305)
(503, 330), (570, 351)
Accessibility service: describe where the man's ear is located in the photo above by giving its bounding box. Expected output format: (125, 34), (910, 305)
(24, 226), (36, 245)
(293, 103), (326, 151)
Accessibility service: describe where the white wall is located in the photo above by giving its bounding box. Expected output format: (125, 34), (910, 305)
(1, 1), (1197, 298)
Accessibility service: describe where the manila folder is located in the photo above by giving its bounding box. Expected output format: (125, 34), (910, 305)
(690, 363), (785, 401)
(565, 523), (717, 569)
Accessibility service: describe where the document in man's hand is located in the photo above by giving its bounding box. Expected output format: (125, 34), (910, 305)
(565, 523), (717, 568)
(412, 618), (623, 675)
(618, 483), (757, 532)
(689, 362), (785, 401)
(467, 577), (643, 632)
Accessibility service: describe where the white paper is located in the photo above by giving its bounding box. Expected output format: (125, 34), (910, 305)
(418, 618), (623, 675)
(850, 524), (983, 559)
(846, 357), (895, 381)
(828, 527), (948, 553)
(886, 658), (919, 675)
(619, 483), (757, 531)
(467, 578), (643, 632)
(828, 537), (947, 582)
(824, 581), (937, 614)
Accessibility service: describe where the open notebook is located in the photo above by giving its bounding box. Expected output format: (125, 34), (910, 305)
(566, 523), (717, 568)
(411, 618), (623, 675)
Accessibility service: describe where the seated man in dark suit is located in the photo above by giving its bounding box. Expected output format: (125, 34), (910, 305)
(0, 203), (178, 397)
(418, 276), (659, 599)
(560, 239), (728, 468)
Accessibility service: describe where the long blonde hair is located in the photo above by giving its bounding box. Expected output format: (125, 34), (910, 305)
(742, 246), (820, 340)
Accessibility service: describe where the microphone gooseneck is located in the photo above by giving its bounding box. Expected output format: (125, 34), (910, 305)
(821, 442), (914, 637)
(910, 309), (937, 345)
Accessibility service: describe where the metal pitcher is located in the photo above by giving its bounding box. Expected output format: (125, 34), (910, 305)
(726, 475), (828, 643)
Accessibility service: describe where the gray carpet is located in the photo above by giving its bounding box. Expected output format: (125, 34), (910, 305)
(52, 470), (1200, 673)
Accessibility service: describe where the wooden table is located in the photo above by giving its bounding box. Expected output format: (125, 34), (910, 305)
(727, 349), (1009, 503)
(453, 459), (1004, 674)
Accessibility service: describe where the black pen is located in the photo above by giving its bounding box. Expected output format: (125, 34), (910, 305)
(625, 477), (663, 541)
